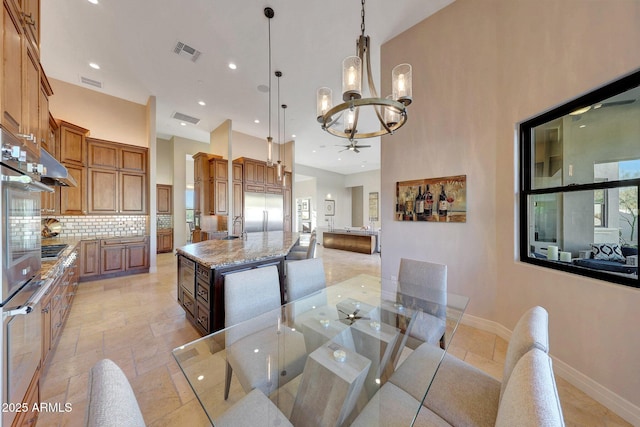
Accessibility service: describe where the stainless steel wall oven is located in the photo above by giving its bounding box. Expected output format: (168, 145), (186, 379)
(1, 129), (54, 426)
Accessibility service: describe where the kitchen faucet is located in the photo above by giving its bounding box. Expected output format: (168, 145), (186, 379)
(233, 216), (247, 239)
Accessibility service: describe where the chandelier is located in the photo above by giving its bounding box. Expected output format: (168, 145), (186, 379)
(316, 0), (412, 141)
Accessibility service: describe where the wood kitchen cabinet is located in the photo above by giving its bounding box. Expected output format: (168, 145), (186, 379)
(59, 163), (87, 215)
(57, 120), (88, 165)
(157, 184), (172, 214)
(157, 229), (173, 253)
(79, 239), (100, 279)
(210, 158), (228, 215)
(87, 138), (148, 215)
(2, 1), (23, 137)
(99, 237), (150, 277)
(193, 152), (225, 216)
(238, 157), (266, 192)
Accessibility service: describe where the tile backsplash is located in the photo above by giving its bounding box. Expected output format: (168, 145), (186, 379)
(43, 215), (148, 238)
(157, 214), (173, 229)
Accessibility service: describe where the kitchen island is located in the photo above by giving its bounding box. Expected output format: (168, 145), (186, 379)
(175, 231), (300, 335)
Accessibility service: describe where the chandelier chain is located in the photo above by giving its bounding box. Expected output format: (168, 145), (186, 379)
(360, 0), (365, 37)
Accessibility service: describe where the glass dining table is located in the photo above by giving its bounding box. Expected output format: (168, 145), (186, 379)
(172, 274), (469, 427)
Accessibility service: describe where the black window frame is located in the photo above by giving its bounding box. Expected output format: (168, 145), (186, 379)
(519, 70), (640, 288)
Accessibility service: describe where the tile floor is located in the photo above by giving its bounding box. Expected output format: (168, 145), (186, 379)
(38, 245), (631, 427)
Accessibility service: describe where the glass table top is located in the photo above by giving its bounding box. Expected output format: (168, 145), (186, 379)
(172, 274), (469, 426)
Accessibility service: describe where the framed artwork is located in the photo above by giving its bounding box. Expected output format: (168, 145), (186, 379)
(324, 199), (335, 216)
(368, 192), (379, 221)
(395, 175), (467, 222)
(301, 200), (309, 212)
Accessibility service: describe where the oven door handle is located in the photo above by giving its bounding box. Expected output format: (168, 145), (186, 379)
(2, 174), (54, 193)
(2, 278), (53, 319)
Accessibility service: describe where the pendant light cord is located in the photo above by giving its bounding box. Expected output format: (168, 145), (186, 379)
(268, 15), (272, 140)
(361, 0), (365, 37)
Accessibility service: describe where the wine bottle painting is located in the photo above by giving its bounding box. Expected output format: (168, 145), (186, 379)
(395, 175), (466, 222)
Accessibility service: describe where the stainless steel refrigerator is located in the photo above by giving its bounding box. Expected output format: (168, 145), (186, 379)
(244, 192), (284, 232)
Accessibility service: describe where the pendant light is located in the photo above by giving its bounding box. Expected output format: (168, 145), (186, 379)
(275, 71), (283, 182)
(281, 103), (287, 187)
(265, 7), (275, 166)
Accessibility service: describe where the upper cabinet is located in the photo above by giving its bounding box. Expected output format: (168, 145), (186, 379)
(87, 138), (148, 215)
(192, 152), (226, 216)
(57, 120), (89, 165)
(157, 184), (172, 215)
(2, 0), (43, 158)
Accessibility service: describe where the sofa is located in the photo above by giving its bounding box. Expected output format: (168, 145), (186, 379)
(573, 244), (637, 275)
(352, 306), (565, 426)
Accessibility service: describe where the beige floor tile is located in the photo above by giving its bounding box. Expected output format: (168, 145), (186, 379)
(463, 351), (504, 381)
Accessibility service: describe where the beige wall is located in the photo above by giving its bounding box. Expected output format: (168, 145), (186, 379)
(49, 79), (148, 147)
(381, 0), (640, 420)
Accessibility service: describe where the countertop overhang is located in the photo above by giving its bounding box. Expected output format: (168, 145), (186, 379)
(176, 231), (300, 269)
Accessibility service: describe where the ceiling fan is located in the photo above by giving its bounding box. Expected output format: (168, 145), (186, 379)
(337, 307), (370, 325)
(336, 141), (371, 153)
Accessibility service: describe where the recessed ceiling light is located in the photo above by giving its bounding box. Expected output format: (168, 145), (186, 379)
(579, 125), (586, 128)
(338, 158), (342, 161)
(180, 122), (187, 126)
(291, 134), (296, 138)
(228, 63), (237, 70)
(198, 101), (206, 106)
(312, 150), (316, 153)
(254, 119), (260, 124)
(361, 164), (365, 167)
(87, 0), (98, 4)
(89, 62), (100, 70)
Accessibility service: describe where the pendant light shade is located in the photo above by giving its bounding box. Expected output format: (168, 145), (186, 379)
(342, 56), (362, 101)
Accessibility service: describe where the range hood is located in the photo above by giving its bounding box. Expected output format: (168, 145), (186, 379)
(40, 148), (77, 187)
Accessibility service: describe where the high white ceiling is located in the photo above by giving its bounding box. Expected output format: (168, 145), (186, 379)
(40, 0), (453, 175)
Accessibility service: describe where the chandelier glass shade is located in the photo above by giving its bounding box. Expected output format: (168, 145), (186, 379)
(316, 0), (412, 141)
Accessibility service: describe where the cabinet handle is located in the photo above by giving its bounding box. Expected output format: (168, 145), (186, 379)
(21, 12), (36, 26)
(17, 133), (36, 142)
(41, 307), (49, 314)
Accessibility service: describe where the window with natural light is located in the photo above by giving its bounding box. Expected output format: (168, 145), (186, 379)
(520, 70), (640, 287)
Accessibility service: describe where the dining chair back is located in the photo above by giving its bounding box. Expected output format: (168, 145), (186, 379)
(397, 258), (447, 349)
(223, 266), (307, 400)
(286, 258), (326, 302)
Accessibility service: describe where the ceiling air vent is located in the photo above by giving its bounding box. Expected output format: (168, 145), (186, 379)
(173, 41), (201, 62)
(80, 76), (103, 88)
(172, 111), (201, 125)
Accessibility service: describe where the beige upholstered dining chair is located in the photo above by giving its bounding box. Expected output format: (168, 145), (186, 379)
(285, 258), (326, 302)
(286, 234), (317, 260)
(397, 258), (448, 350)
(223, 266), (307, 400)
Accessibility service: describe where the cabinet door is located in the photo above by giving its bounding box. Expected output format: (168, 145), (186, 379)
(87, 140), (118, 169)
(233, 162), (243, 182)
(41, 296), (51, 364)
(40, 185), (58, 215)
(22, 42), (40, 157)
(284, 187), (292, 232)
(58, 123), (86, 165)
(215, 179), (228, 215)
(120, 146), (146, 172)
(125, 243), (149, 271)
(80, 240), (100, 278)
(214, 159), (228, 180)
(255, 162), (266, 185)
(156, 184), (172, 214)
(20, 0), (39, 53)
(60, 165), (86, 215)
(88, 168), (117, 214)
(120, 172), (146, 214)
(193, 180), (201, 214)
(157, 231), (173, 253)
(100, 244), (125, 274)
(232, 182), (243, 235)
(3, 2), (23, 135)
(39, 80), (50, 153)
(266, 165), (277, 186)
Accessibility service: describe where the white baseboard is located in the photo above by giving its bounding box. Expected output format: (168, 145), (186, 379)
(459, 313), (640, 426)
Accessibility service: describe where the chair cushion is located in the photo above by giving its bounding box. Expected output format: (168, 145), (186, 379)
(351, 382), (452, 427)
(500, 306), (549, 400)
(573, 258), (636, 274)
(215, 389), (293, 427)
(85, 359), (145, 427)
(495, 348), (565, 427)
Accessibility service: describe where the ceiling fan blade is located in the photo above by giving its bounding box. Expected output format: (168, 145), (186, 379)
(356, 145), (371, 148)
(354, 148), (360, 153)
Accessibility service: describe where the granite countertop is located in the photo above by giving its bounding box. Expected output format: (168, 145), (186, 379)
(176, 231), (300, 269)
(41, 238), (81, 280)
